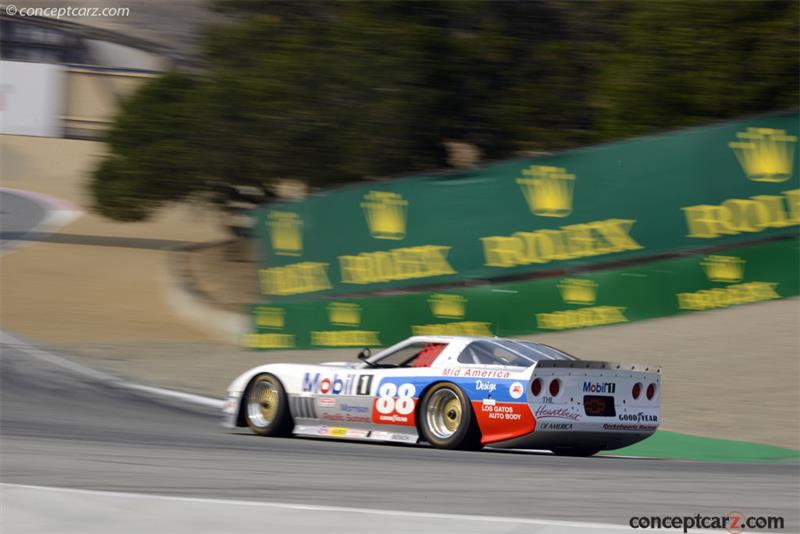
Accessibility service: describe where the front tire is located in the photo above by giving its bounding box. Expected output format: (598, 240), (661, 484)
(244, 373), (292, 436)
(419, 382), (481, 450)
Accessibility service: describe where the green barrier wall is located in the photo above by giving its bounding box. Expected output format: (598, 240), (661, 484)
(254, 111), (799, 301)
(245, 237), (799, 349)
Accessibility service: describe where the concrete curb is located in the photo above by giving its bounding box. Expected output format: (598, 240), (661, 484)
(160, 242), (250, 345)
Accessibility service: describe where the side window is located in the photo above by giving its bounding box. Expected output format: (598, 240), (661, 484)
(374, 342), (447, 367)
(458, 341), (531, 366)
(408, 343), (446, 368)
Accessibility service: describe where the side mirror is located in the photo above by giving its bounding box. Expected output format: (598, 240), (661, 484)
(357, 348), (372, 361)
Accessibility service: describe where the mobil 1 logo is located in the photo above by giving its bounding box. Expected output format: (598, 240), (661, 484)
(356, 375), (374, 396)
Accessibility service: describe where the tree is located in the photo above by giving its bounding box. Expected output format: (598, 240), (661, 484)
(90, 0), (798, 221)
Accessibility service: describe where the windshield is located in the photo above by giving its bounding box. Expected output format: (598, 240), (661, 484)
(458, 339), (576, 367)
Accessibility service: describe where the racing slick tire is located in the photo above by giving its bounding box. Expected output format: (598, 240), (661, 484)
(550, 447), (601, 457)
(419, 382), (481, 450)
(244, 373), (292, 436)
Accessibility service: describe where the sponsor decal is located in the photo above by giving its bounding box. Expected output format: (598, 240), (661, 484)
(340, 403), (369, 414)
(442, 368), (511, 379)
(473, 401), (536, 444)
(534, 405), (582, 421)
(475, 380), (497, 393)
(356, 375), (374, 396)
(582, 381), (616, 394)
(318, 397), (336, 407)
(345, 429), (370, 439)
(303, 372), (357, 395)
(603, 423), (657, 432)
(370, 431), (414, 442)
(372, 382), (416, 426)
(480, 403), (524, 421)
(321, 413), (371, 423)
(618, 412), (658, 423)
(539, 422), (573, 431)
(509, 382), (524, 400)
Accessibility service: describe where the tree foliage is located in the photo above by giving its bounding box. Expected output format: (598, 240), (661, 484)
(90, 0), (798, 221)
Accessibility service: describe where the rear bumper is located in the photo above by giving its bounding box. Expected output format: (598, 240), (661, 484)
(488, 428), (657, 451)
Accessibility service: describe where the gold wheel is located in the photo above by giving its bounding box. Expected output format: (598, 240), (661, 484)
(426, 388), (463, 440)
(246, 375), (281, 431)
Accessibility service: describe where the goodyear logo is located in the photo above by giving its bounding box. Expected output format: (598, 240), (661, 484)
(729, 127), (797, 183)
(517, 165), (575, 217)
(362, 191), (408, 240)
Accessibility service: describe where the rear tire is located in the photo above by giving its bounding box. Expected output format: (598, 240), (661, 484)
(419, 382), (481, 450)
(551, 447), (600, 457)
(244, 373), (292, 437)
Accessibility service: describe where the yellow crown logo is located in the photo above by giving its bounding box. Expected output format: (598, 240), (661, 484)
(429, 293), (467, 319)
(267, 211), (303, 256)
(517, 165), (575, 217)
(255, 306), (285, 329)
(729, 127), (797, 183)
(328, 302), (361, 326)
(701, 255), (745, 283)
(361, 191), (408, 240)
(558, 278), (597, 305)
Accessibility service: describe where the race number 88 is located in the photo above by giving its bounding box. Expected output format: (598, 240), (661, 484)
(376, 383), (416, 415)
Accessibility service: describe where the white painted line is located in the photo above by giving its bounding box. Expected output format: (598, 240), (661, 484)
(0, 330), (224, 409)
(3, 483), (708, 533)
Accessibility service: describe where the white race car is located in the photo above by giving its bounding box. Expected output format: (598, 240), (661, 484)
(224, 336), (661, 456)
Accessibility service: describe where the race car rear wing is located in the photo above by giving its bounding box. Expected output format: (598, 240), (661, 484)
(534, 360), (661, 374)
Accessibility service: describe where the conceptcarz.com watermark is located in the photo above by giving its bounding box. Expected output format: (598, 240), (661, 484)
(630, 512), (785, 533)
(5, 4), (130, 18)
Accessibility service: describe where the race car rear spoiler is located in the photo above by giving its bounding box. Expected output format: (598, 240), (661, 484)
(534, 360), (661, 374)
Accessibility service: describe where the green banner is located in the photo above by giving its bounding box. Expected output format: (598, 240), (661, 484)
(244, 237), (799, 349)
(254, 111), (799, 301)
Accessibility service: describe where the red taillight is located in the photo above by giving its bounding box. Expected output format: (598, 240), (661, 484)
(549, 378), (561, 397)
(646, 383), (657, 400)
(632, 383), (642, 400)
(531, 378), (542, 396)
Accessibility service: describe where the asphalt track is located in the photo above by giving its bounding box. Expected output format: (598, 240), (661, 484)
(1, 189), (798, 533)
(2, 339), (799, 533)
(0, 190), (50, 253)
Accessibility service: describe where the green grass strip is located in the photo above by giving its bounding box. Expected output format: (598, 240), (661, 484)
(611, 430), (800, 463)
